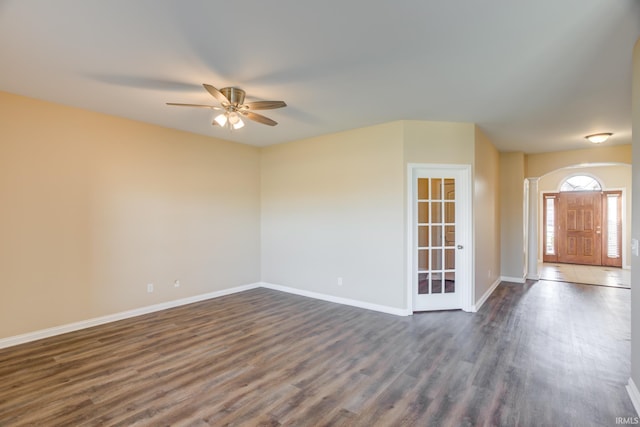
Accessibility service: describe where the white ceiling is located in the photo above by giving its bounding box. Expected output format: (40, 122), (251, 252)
(1, 1), (638, 153)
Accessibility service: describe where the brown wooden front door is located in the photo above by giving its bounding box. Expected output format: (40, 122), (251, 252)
(557, 191), (602, 265)
(544, 190), (623, 267)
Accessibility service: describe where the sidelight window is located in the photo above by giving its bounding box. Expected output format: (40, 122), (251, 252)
(544, 196), (555, 255)
(606, 193), (620, 258)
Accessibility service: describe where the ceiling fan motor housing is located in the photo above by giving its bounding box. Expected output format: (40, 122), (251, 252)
(220, 87), (245, 106)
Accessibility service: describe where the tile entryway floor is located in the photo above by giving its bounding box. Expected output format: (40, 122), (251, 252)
(539, 262), (630, 288)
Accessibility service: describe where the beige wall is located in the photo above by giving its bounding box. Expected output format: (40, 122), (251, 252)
(402, 121), (500, 306)
(631, 36), (640, 396)
(526, 144), (631, 178)
(260, 122), (406, 309)
(0, 91), (261, 339)
(539, 165), (632, 267)
(403, 121), (475, 165)
(1, 92), (501, 339)
(499, 152), (526, 280)
(262, 120), (500, 311)
(402, 121), (477, 305)
(474, 127), (501, 297)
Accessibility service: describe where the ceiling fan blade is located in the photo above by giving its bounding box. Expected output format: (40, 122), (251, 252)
(203, 84), (230, 105)
(242, 111), (278, 126)
(242, 100), (287, 110)
(166, 103), (222, 110)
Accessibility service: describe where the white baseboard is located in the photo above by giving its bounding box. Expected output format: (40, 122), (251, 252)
(0, 283), (261, 349)
(471, 278), (501, 312)
(628, 377), (640, 416)
(260, 282), (411, 316)
(500, 275), (526, 284)
(526, 274), (540, 281)
(0, 282), (412, 349)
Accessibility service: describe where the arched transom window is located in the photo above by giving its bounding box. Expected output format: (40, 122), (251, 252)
(559, 175), (602, 192)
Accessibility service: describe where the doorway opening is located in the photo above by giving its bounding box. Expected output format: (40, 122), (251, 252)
(542, 175), (622, 268)
(407, 164), (473, 312)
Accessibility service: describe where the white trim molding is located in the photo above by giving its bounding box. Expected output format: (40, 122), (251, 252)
(0, 282), (414, 350)
(0, 283), (261, 349)
(501, 275), (526, 284)
(628, 377), (640, 416)
(260, 282), (411, 316)
(471, 278), (502, 312)
(526, 177), (540, 281)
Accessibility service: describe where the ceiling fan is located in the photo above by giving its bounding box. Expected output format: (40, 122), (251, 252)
(167, 84), (286, 130)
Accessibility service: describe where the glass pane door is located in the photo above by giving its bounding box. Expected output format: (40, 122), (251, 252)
(417, 178), (455, 296)
(413, 166), (467, 312)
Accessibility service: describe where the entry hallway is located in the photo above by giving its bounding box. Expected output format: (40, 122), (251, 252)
(539, 263), (631, 289)
(0, 281), (634, 426)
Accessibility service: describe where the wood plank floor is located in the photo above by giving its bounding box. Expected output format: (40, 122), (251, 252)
(0, 280), (635, 426)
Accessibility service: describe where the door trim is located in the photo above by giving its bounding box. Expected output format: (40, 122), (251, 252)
(406, 163), (474, 313)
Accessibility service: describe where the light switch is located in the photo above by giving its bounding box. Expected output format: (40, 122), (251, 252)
(632, 238), (639, 257)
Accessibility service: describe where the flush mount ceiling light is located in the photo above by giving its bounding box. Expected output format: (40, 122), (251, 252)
(585, 133), (613, 144)
(167, 84), (286, 130)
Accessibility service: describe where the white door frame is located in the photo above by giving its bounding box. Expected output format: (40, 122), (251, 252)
(406, 163), (474, 313)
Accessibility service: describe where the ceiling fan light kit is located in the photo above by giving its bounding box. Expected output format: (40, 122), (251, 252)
(584, 132), (612, 144)
(214, 111), (245, 130)
(167, 84), (286, 131)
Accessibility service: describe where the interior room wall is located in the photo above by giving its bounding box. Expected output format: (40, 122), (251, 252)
(402, 121), (501, 308)
(402, 120), (475, 165)
(473, 127), (501, 299)
(0, 91), (503, 339)
(630, 36), (640, 406)
(260, 122), (406, 310)
(261, 120), (500, 312)
(538, 165), (632, 267)
(0, 91), (261, 339)
(499, 152), (526, 281)
(526, 144), (631, 178)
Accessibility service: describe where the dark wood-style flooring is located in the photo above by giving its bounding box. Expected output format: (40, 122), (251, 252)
(0, 280), (635, 426)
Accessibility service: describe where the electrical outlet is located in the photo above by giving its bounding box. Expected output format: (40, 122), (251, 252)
(147, 283), (154, 293)
(174, 280), (181, 288)
(337, 277), (343, 286)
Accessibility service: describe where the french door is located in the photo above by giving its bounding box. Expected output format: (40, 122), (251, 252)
(411, 165), (471, 312)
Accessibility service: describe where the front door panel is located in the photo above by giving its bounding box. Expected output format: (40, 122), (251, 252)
(557, 191), (602, 265)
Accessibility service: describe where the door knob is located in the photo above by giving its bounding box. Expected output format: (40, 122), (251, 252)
(457, 245), (463, 249)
